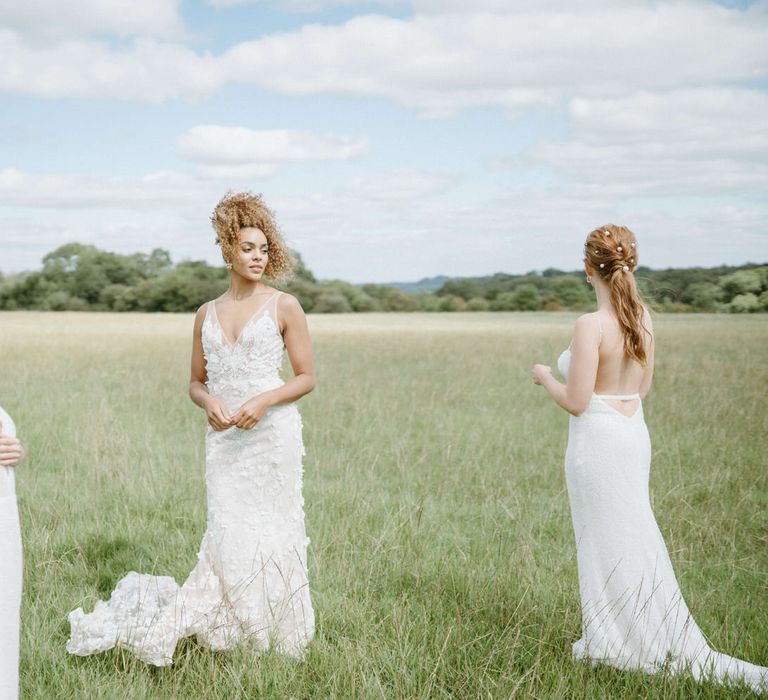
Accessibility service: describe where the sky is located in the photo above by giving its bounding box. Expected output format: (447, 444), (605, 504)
(0, 0), (766, 283)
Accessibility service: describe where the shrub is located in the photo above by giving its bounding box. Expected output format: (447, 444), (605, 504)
(728, 293), (760, 313)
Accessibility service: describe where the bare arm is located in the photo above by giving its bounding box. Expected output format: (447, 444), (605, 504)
(231, 294), (315, 429)
(272, 293), (316, 403)
(638, 307), (655, 400)
(189, 304), (232, 431)
(533, 314), (600, 416)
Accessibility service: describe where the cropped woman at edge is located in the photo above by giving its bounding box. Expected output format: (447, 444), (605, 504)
(1, 404), (25, 700)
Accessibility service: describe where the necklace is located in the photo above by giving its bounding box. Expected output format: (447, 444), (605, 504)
(228, 286), (271, 302)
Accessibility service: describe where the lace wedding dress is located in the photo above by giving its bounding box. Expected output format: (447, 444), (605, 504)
(0, 405), (22, 700)
(558, 348), (766, 693)
(67, 292), (314, 666)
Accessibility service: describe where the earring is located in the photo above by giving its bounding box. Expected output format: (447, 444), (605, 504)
(226, 263), (233, 271)
(586, 275), (592, 285)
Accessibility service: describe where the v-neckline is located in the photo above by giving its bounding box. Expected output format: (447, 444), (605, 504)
(212, 292), (278, 348)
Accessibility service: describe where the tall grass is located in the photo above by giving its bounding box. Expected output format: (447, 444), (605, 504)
(1, 311), (766, 698)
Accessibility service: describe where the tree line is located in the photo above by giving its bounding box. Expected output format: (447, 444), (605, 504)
(1, 243), (766, 313)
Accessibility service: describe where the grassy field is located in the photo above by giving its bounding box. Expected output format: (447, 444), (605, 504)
(1, 310), (766, 699)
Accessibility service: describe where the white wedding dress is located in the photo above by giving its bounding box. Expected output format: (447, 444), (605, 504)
(67, 292), (314, 666)
(0, 405), (22, 700)
(558, 348), (767, 693)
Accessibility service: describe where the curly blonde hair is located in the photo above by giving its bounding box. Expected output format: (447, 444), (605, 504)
(210, 192), (295, 282)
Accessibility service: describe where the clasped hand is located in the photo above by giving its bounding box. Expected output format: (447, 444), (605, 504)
(204, 394), (273, 431)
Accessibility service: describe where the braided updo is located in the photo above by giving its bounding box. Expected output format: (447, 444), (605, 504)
(210, 192), (295, 282)
(584, 224), (649, 365)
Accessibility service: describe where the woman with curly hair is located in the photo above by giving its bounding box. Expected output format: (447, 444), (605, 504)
(68, 192), (315, 665)
(532, 225), (767, 692)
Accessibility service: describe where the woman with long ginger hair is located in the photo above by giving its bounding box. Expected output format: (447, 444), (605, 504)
(532, 224), (767, 692)
(68, 192), (315, 665)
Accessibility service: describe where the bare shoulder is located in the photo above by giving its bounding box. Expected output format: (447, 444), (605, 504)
(193, 302), (211, 325)
(277, 292), (305, 316)
(574, 311), (601, 333)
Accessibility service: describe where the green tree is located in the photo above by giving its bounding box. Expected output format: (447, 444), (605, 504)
(313, 292), (352, 313)
(552, 276), (590, 308)
(436, 295), (465, 312)
(682, 282), (723, 311)
(284, 279), (322, 312)
(465, 297), (490, 311)
(719, 271), (762, 301)
(511, 284), (542, 311)
(379, 288), (420, 312)
(2, 273), (51, 308)
(324, 281), (379, 311)
(729, 293), (760, 313)
(291, 251), (317, 283)
(43, 291), (88, 311)
(437, 279), (479, 300)
(135, 262), (227, 312)
(489, 291), (516, 311)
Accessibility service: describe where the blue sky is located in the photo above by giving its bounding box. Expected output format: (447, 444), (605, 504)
(1, 0), (766, 282)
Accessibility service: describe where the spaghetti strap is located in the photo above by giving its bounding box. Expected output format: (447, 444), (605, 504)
(271, 291), (283, 330)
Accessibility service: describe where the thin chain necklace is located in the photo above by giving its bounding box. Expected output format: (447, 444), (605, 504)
(228, 285), (271, 302)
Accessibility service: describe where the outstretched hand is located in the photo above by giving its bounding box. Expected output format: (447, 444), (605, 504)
(0, 422), (24, 467)
(531, 364), (552, 385)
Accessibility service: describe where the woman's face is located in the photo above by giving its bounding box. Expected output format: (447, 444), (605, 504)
(230, 227), (269, 281)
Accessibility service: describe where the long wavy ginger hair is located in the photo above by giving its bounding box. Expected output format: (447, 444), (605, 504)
(584, 224), (650, 365)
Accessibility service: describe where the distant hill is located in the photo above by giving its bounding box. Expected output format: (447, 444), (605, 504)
(374, 275), (452, 293)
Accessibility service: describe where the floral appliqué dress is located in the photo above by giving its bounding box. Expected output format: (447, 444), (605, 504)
(67, 292), (314, 665)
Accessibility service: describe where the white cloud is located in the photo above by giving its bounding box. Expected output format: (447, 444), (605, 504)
(0, 31), (219, 102)
(1, 3), (765, 112)
(270, 187), (768, 282)
(1, 164), (765, 281)
(0, 0), (184, 39)
(0, 168), (209, 208)
(207, 0), (404, 10)
(337, 169), (456, 201)
(1, 2), (766, 281)
(193, 163), (278, 180)
(414, 0), (621, 14)
(177, 125), (368, 165)
(524, 89), (768, 197)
